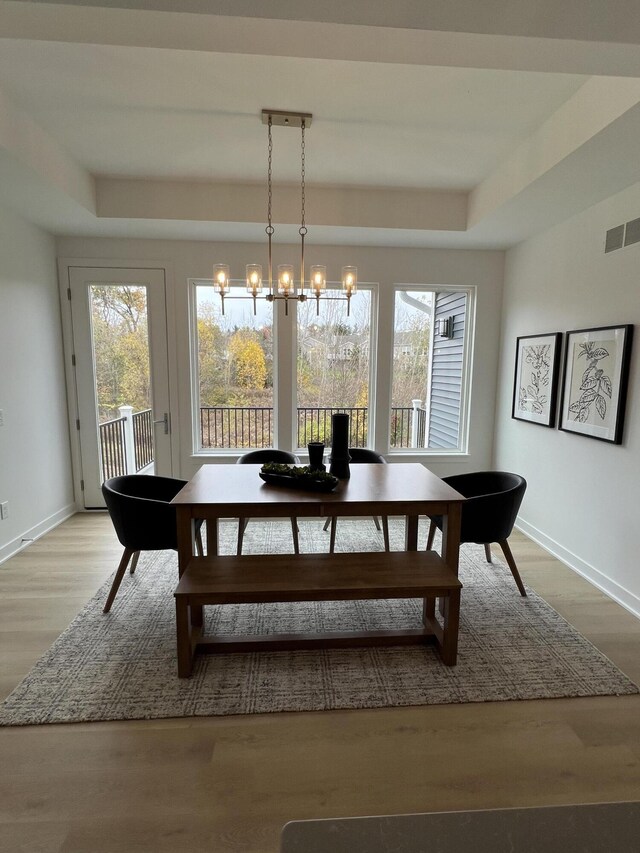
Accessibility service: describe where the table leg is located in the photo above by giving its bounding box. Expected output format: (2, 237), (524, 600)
(440, 502), (461, 576)
(206, 519), (218, 556)
(405, 514), (419, 551)
(439, 502), (461, 616)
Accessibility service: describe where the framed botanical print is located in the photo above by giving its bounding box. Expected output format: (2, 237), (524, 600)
(559, 324), (634, 444)
(512, 332), (563, 427)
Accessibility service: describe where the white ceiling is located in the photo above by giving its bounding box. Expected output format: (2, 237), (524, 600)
(0, 41), (585, 188)
(1, 1), (640, 249)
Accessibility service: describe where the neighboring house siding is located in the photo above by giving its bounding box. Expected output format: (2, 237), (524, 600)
(428, 291), (466, 448)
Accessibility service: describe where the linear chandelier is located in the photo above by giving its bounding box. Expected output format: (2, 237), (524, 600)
(213, 109), (357, 317)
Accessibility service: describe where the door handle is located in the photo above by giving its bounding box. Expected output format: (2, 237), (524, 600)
(153, 412), (171, 435)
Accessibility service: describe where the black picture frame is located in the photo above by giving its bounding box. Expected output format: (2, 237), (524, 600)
(512, 332), (563, 427)
(558, 324), (634, 444)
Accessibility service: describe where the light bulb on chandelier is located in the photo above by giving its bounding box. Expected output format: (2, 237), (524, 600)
(213, 109), (356, 317)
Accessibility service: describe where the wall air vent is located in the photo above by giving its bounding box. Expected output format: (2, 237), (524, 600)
(605, 224), (624, 253)
(624, 217), (640, 247)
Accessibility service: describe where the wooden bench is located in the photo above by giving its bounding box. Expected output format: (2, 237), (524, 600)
(174, 551), (462, 677)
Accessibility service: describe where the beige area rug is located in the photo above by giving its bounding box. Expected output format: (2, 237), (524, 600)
(0, 519), (637, 725)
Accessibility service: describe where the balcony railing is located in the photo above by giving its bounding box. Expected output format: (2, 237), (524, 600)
(99, 415), (127, 481)
(199, 404), (426, 450)
(100, 404), (427, 479)
(132, 409), (154, 470)
(200, 406), (273, 449)
(99, 406), (154, 483)
(297, 407), (368, 448)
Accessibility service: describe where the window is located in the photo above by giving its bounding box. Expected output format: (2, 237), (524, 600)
(390, 287), (471, 451)
(191, 279), (471, 456)
(296, 288), (374, 449)
(194, 282), (274, 449)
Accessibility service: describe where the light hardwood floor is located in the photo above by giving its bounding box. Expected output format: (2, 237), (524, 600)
(1, 514), (639, 853)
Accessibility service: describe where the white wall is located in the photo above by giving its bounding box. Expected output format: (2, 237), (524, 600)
(56, 236), (504, 479)
(495, 181), (640, 616)
(0, 205), (75, 563)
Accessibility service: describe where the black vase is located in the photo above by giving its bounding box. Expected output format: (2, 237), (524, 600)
(329, 413), (351, 479)
(307, 441), (326, 472)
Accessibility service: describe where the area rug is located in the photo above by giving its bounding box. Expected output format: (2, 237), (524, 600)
(0, 519), (636, 725)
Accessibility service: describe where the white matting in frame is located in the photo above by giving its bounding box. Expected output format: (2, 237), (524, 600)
(512, 332), (562, 427)
(559, 324), (633, 444)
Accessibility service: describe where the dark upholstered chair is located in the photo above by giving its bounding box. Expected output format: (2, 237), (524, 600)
(426, 471), (527, 596)
(236, 449), (301, 554)
(101, 474), (203, 613)
(324, 448), (390, 553)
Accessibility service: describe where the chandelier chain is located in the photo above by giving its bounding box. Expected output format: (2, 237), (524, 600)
(266, 115), (274, 234)
(300, 119), (306, 235)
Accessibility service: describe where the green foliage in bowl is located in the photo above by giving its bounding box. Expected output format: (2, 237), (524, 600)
(260, 462), (338, 485)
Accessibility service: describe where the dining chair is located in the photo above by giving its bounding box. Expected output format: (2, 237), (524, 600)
(426, 471), (527, 595)
(101, 474), (203, 613)
(324, 448), (390, 553)
(236, 449), (301, 554)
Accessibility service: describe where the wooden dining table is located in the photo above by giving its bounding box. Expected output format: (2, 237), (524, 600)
(173, 462), (464, 569)
(171, 462), (465, 674)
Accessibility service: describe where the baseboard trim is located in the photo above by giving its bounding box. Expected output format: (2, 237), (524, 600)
(516, 516), (640, 620)
(0, 503), (77, 566)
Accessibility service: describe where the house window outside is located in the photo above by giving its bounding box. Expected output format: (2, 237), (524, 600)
(194, 283), (274, 450)
(390, 287), (470, 451)
(296, 288), (373, 449)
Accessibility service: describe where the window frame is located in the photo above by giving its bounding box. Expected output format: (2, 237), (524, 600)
(387, 283), (475, 456)
(189, 278), (276, 456)
(293, 282), (378, 451)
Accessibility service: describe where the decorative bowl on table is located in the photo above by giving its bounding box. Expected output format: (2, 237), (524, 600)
(259, 463), (339, 493)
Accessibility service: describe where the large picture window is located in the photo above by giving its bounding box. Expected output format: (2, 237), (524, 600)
(296, 288), (373, 449)
(390, 287), (470, 451)
(194, 283), (273, 449)
(192, 279), (471, 455)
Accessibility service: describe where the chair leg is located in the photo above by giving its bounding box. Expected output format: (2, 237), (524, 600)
(498, 539), (527, 597)
(381, 516), (390, 552)
(129, 551), (140, 575)
(237, 518), (246, 555)
(195, 527), (204, 557)
(329, 517), (338, 554)
(103, 547), (135, 613)
(373, 516), (381, 531)
(290, 517), (300, 554)
(323, 517), (331, 532)
(426, 520), (436, 551)
(484, 543), (492, 563)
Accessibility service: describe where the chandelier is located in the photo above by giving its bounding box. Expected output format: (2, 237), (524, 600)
(213, 109), (357, 317)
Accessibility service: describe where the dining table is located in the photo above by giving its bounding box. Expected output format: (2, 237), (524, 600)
(171, 462), (465, 674)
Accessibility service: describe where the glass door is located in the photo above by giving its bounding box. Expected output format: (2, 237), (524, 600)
(68, 267), (172, 508)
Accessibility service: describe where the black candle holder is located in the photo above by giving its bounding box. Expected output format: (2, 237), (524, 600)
(307, 441), (326, 472)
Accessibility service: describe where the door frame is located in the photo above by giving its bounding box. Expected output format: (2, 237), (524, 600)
(58, 258), (180, 510)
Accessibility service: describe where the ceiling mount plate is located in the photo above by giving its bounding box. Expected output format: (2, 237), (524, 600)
(261, 109), (313, 128)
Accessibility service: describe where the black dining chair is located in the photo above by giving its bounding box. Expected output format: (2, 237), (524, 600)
(324, 448), (390, 553)
(236, 449), (301, 554)
(426, 471), (528, 596)
(101, 474), (203, 613)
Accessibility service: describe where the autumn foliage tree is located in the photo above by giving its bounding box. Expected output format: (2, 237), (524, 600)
(91, 286), (151, 421)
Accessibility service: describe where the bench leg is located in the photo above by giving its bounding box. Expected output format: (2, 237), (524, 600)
(422, 595), (435, 624)
(440, 588), (460, 666)
(176, 597), (193, 678)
